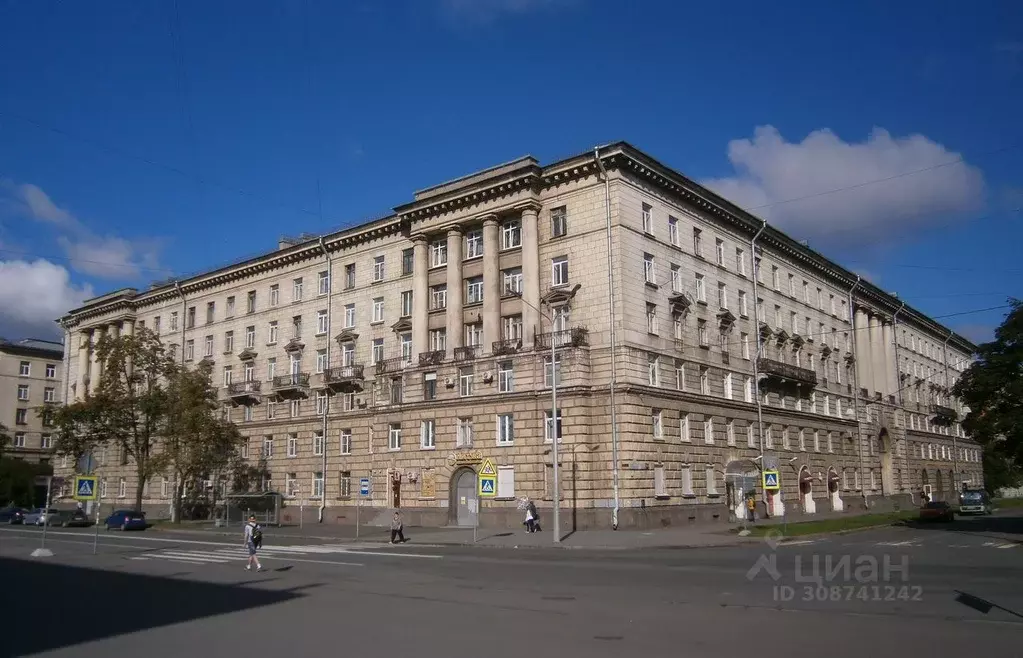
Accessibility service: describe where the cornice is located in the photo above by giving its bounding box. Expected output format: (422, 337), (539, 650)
(395, 169), (541, 224)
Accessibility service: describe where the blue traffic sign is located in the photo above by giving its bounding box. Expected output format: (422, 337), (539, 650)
(762, 471), (780, 490)
(74, 475), (98, 501)
(359, 478), (370, 496)
(479, 476), (496, 497)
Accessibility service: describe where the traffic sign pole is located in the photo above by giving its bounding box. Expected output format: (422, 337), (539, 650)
(39, 476), (52, 552)
(93, 502), (100, 555)
(473, 469), (479, 544)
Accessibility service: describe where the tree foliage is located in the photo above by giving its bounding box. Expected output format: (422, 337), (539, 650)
(952, 298), (1023, 494)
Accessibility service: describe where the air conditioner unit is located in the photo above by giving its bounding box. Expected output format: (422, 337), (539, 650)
(482, 371), (494, 383)
(444, 377), (455, 388)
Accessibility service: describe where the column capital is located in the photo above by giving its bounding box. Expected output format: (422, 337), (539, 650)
(512, 200), (543, 215)
(481, 214), (500, 228)
(445, 224), (463, 237)
(410, 233), (429, 246)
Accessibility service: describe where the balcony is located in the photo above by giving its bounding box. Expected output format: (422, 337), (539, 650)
(757, 357), (818, 388)
(418, 350), (445, 367)
(227, 380), (262, 405)
(931, 404), (957, 427)
(323, 365), (364, 392)
(375, 357), (408, 375)
(454, 345), (482, 361)
(272, 373), (310, 399)
(492, 338), (522, 356)
(535, 327), (588, 351)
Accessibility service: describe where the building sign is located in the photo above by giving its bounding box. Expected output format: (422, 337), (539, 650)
(420, 469), (436, 499)
(448, 450), (484, 466)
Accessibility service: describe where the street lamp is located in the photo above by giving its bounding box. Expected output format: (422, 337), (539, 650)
(510, 290), (561, 544)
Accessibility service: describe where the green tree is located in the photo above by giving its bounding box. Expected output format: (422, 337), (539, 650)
(952, 298), (1023, 494)
(52, 328), (176, 512)
(161, 360), (243, 522)
(0, 422), (10, 461)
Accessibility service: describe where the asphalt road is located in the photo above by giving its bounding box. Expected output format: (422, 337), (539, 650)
(1, 513), (1021, 658)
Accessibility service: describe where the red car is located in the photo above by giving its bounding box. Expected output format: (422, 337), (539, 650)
(919, 501), (955, 522)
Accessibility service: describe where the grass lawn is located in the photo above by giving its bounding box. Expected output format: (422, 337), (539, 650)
(743, 510), (918, 537)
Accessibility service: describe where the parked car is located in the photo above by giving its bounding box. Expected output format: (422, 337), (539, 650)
(104, 509), (147, 531)
(0, 505), (27, 524)
(958, 489), (992, 515)
(63, 508), (92, 527)
(23, 508), (65, 526)
(919, 500), (955, 522)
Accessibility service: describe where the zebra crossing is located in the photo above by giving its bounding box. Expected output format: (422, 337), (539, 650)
(867, 540), (1018, 549)
(129, 542), (381, 566)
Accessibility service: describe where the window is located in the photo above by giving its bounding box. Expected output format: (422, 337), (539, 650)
(681, 413), (691, 442)
(313, 430), (325, 456)
(646, 304), (658, 335)
(668, 216), (679, 246)
(345, 304), (356, 328)
(268, 321), (279, 344)
(388, 423), (402, 450)
(647, 353), (659, 386)
(420, 420), (436, 449)
(698, 319), (708, 346)
(502, 219), (521, 249)
(430, 285), (447, 310)
(466, 276), (484, 304)
(771, 266), (780, 290)
(724, 373), (733, 399)
(544, 409), (563, 442)
(727, 420), (736, 446)
(670, 264), (682, 292)
(704, 417), (714, 444)
(747, 423), (756, 448)
(695, 274), (706, 302)
(17, 384), (28, 401)
(270, 284), (280, 307)
(788, 273), (795, 297)
(206, 301), (215, 324)
(186, 306), (196, 328)
(552, 256), (569, 286)
(765, 425), (774, 449)
(243, 290), (255, 314)
(718, 282), (728, 309)
(430, 240), (447, 267)
(118, 478), (126, 498)
(18, 361), (30, 377)
(389, 376), (404, 404)
(312, 472), (324, 498)
(262, 436), (274, 457)
(401, 248), (414, 276)
(400, 291), (413, 317)
(241, 325), (254, 350)
(544, 355), (562, 387)
(13, 432), (25, 447)
(706, 467), (718, 495)
(223, 366), (233, 387)
(316, 349), (328, 374)
(154, 316), (162, 334)
(503, 268), (523, 295)
(744, 376), (753, 402)
(293, 315), (303, 339)
(830, 294), (836, 316)
(429, 329), (446, 352)
(715, 238), (725, 265)
(344, 263), (356, 289)
(643, 253), (656, 284)
(340, 429), (352, 455)
(43, 387), (55, 402)
(653, 464), (667, 498)
(693, 228), (702, 256)
(497, 414), (514, 445)
(498, 361), (514, 393)
(675, 360), (685, 390)
(641, 202), (653, 233)
(459, 366), (474, 397)
(287, 434), (298, 457)
(318, 270), (331, 295)
(457, 418), (474, 447)
(736, 248), (747, 275)
(652, 409), (663, 439)
(551, 206), (567, 237)
(465, 229), (483, 258)
(285, 473), (298, 497)
(498, 466), (515, 498)
(185, 340), (194, 361)
(204, 335), (214, 357)
(316, 310), (328, 335)
(372, 338), (384, 364)
(223, 330), (235, 354)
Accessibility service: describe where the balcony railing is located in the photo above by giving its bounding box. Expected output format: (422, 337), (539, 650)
(418, 350), (445, 367)
(492, 338), (522, 356)
(454, 345), (482, 361)
(272, 373), (310, 398)
(757, 357), (818, 387)
(535, 327), (588, 350)
(375, 357), (408, 375)
(228, 380), (262, 404)
(324, 365), (365, 391)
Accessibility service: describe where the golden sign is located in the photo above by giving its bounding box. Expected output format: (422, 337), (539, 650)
(448, 450), (484, 466)
(420, 469), (436, 499)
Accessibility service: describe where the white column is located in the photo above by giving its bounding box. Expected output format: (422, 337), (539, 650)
(123, 319), (135, 337)
(853, 307), (870, 395)
(520, 204), (541, 347)
(482, 215), (501, 353)
(445, 227), (464, 350)
(869, 314), (885, 397)
(411, 236), (429, 358)
(90, 325), (107, 390)
(882, 320), (897, 399)
(77, 329), (91, 400)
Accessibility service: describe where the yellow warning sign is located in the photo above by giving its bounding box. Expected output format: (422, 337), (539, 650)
(479, 458), (497, 477)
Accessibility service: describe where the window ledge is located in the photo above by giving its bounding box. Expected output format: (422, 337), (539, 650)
(645, 281), (659, 289)
(706, 493), (723, 499)
(682, 493), (697, 499)
(654, 495), (670, 500)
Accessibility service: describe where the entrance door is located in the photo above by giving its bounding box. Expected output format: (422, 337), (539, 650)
(455, 470), (478, 527)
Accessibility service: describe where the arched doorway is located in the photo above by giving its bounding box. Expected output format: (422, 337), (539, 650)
(827, 467), (843, 511)
(798, 466), (816, 514)
(878, 429), (894, 495)
(449, 468), (478, 527)
(725, 460), (759, 522)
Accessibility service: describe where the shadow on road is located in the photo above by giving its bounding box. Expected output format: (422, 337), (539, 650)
(0, 557), (302, 656)
(901, 513), (1023, 541)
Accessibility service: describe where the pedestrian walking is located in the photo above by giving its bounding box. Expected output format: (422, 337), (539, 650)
(746, 495), (756, 523)
(244, 514), (264, 572)
(390, 511), (406, 544)
(523, 497), (541, 533)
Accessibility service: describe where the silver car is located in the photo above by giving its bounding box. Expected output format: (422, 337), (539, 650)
(22, 508), (65, 526)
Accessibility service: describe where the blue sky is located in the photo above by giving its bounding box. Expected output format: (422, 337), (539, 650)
(0, 0), (1020, 343)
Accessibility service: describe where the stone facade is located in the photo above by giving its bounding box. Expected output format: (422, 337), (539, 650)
(55, 143), (983, 528)
(0, 338), (64, 464)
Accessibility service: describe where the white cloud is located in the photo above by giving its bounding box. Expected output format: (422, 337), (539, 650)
(0, 259), (94, 338)
(5, 182), (164, 280)
(701, 126), (986, 247)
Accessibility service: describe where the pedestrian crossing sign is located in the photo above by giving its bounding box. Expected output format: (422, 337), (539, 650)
(479, 458), (497, 477)
(479, 475), (496, 497)
(74, 475), (98, 501)
(762, 470), (780, 490)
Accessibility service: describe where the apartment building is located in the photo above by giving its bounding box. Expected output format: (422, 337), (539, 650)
(56, 143), (982, 528)
(0, 338), (64, 464)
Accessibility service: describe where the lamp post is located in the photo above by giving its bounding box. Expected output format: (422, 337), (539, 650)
(511, 291), (560, 544)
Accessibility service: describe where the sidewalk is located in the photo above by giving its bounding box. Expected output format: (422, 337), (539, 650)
(150, 520), (759, 550)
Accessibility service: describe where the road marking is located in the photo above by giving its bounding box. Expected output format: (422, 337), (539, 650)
(781, 540), (817, 546)
(876, 541), (919, 547)
(996, 544), (1017, 549)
